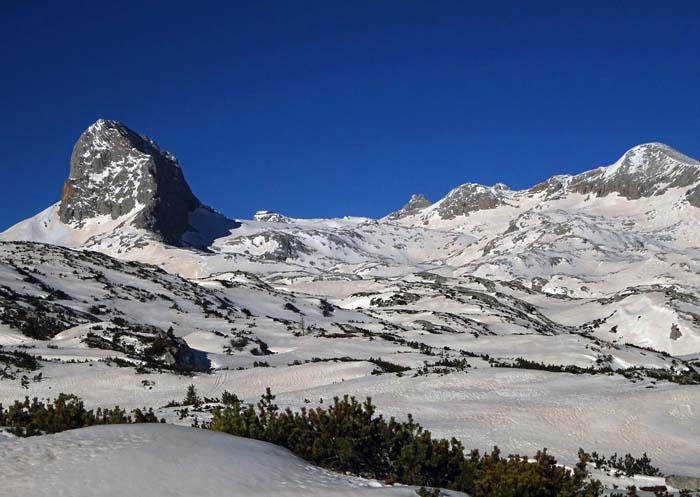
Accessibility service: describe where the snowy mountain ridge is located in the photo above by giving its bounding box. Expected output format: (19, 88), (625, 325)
(2, 120), (699, 351)
(1, 120), (699, 478)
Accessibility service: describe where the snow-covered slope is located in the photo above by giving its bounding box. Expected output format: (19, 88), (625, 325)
(1, 121), (699, 479)
(0, 424), (442, 497)
(389, 143), (700, 294)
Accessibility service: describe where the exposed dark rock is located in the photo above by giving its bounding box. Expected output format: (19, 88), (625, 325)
(83, 322), (205, 371)
(0, 285), (95, 339)
(532, 143), (700, 203)
(670, 323), (682, 340)
(58, 119), (237, 247)
(685, 183), (700, 207)
(387, 194), (432, 219)
(370, 292), (421, 307)
(530, 277), (549, 292)
(260, 232), (312, 261)
(253, 211), (291, 223)
(436, 184), (505, 219)
(571, 144), (699, 198)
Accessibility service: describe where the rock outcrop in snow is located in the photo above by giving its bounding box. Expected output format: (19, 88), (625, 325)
(527, 142), (700, 205)
(433, 183), (508, 219)
(55, 119), (237, 248)
(393, 143), (700, 222)
(386, 194), (432, 219)
(568, 142), (700, 203)
(59, 119), (200, 244)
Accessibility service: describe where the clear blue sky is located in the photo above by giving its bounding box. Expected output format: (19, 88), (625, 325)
(2, 1), (699, 228)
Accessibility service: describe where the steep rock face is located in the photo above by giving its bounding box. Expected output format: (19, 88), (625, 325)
(58, 119), (201, 245)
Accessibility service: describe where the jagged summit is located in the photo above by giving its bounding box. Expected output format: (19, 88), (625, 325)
(58, 119), (203, 245)
(3, 133), (699, 258)
(388, 143), (700, 222)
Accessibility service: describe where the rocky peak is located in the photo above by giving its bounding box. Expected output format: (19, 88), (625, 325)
(530, 143), (700, 206)
(403, 194), (432, 212)
(58, 119), (203, 245)
(568, 142), (700, 203)
(386, 194), (432, 220)
(435, 183), (507, 220)
(620, 141), (693, 161)
(601, 142), (697, 180)
(253, 211), (291, 223)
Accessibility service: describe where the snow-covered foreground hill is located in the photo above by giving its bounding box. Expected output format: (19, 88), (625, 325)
(0, 424), (454, 497)
(0, 239), (698, 475)
(1, 120), (699, 487)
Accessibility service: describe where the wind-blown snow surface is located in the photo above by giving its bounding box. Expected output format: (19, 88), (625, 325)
(0, 424), (452, 497)
(1, 138), (700, 483)
(0, 241), (698, 477)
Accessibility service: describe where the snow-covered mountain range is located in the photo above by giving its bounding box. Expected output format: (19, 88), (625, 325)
(1, 119), (699, 478)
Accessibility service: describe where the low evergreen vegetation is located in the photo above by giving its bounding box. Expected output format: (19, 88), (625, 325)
(0, 346), (40, 371)
(368, 357), (411, 375)
(0, 345), (41, 380)
(416, 357), (470, 376)
(0, 394), (162, 436)
(584, 450), (662, 477)
(609, 486), (697, 497)
(493, 357), (700, 385)
(3, 387), (687, 497)
(319, 298), (334, 317)
(206, 388), (603, 496)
